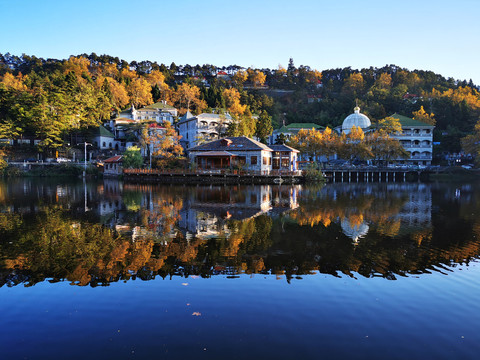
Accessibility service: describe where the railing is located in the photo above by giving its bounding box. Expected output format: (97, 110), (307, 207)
(123, 168), (302, 176)
(396, 133), (432, 137)
(402, 144), (432, 148)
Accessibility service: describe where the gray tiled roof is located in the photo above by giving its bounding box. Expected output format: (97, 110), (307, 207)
(189, 136), (272, 152)
(269, 144), (300, 152)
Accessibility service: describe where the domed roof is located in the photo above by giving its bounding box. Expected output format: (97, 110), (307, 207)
(342, 106), (371, 133)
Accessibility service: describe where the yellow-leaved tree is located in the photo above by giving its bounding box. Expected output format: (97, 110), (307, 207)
(412, 106), (436, 125)
(223, 88), (246, 116)
(247, 68), (266, 88)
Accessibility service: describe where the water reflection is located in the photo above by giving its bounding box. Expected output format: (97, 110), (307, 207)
(0, 179), (479, 286)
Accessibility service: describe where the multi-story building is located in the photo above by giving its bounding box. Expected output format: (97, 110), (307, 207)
(389, 113), (434, 166)
(177, 111), (232, 149)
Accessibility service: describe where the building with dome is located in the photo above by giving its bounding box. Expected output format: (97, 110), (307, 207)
(341, 106), (371, 134)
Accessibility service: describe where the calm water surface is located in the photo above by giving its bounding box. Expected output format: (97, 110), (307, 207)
(1, 179), (480, 359)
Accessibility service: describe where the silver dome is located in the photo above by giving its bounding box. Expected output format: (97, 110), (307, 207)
(342, 106), (371, 134)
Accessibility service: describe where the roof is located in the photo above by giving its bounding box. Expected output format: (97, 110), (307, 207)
(104, 155), (123, 163)
(189, 136), (272, 152)
(286, 123), (323, 129)
(195, 151), (237, 157)
(144, 101), (176, 110)
(269, 144), (300, 153)
(114, 117), (135, 123)
(342, 107), (371, 131)
(93, 125), (115, 138)
(178, 111), (233, 124)
(179, 111), (195, 123)
(390, 113), (434, 127)
(197, 113), (232, 121)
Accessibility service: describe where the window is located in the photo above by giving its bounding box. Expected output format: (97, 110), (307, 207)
(251, 156), (257, 165)
(272, 158), (280, 169)
(102, 142), (106, 147)
(281, 158), (290, 168)
(263, 157), (267, 165)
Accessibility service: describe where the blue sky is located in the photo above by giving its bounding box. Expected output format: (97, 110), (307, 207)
(2, 0), (479, 83)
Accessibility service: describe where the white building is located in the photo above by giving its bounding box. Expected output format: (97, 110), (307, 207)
(389, 113), (434, 166)
(177, 111), (232, 150)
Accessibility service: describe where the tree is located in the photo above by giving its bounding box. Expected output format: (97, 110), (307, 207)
(289, 128), (322, 161)
(378, 116), (402, 134)
(172, 83), (206, 114)
(127, 78), (153, 107)
(223, 88), (246, 116)
(0, 148), (6, 172)
(226, 113), (256, 138)
(232, 70), (248, 87)
(149, 122), (184, 168)
(255, 111), (273, 144)
(461, 121), (480, 164)
(366, 130), (409, 164)
(375, 73), (392, 89)
(343, 73), (364, 94)
(412, 106), (436, 125)
(123, 146), (143, 168)
(247, 68), (266, 87)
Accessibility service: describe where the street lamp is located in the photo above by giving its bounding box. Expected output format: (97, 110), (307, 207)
(82, 142), (92, 177)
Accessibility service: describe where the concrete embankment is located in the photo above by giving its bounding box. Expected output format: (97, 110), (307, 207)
(123, 172), (304, 185)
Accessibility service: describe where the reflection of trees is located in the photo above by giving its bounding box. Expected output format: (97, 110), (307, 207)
(2, 183), (480, 286)
(290, 186), (407, 238)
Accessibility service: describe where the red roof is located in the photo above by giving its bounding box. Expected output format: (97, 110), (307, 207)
(104, 155), (123, 163)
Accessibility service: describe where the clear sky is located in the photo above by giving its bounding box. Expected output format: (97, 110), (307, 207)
(2, 0), (479, 83)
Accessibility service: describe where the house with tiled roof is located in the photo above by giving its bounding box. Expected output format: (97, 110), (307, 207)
(188, 137), (299, 173)
(104, 155), (123, 176)
(389, 113), (435, 165)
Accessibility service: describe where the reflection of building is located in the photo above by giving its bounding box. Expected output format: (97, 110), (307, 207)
(341, 218), (369, 244)
(179, 185), (300, 239)
(321, 183), (432, 243)
(395, 183), (432, 229)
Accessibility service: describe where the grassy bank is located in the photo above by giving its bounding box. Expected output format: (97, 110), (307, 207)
(429, 167), (480, 182)
(3, 164), (101, 178)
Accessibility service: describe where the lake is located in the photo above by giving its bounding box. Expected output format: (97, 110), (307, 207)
(0, 179), (479, 359)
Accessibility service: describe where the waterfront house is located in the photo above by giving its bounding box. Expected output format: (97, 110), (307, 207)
(269, 144), (300, 172)
(188, 136), (300, 174)
(188, 136), (273, 173)
(104, 155), (123, 176)
(177, 111), (232, 150)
